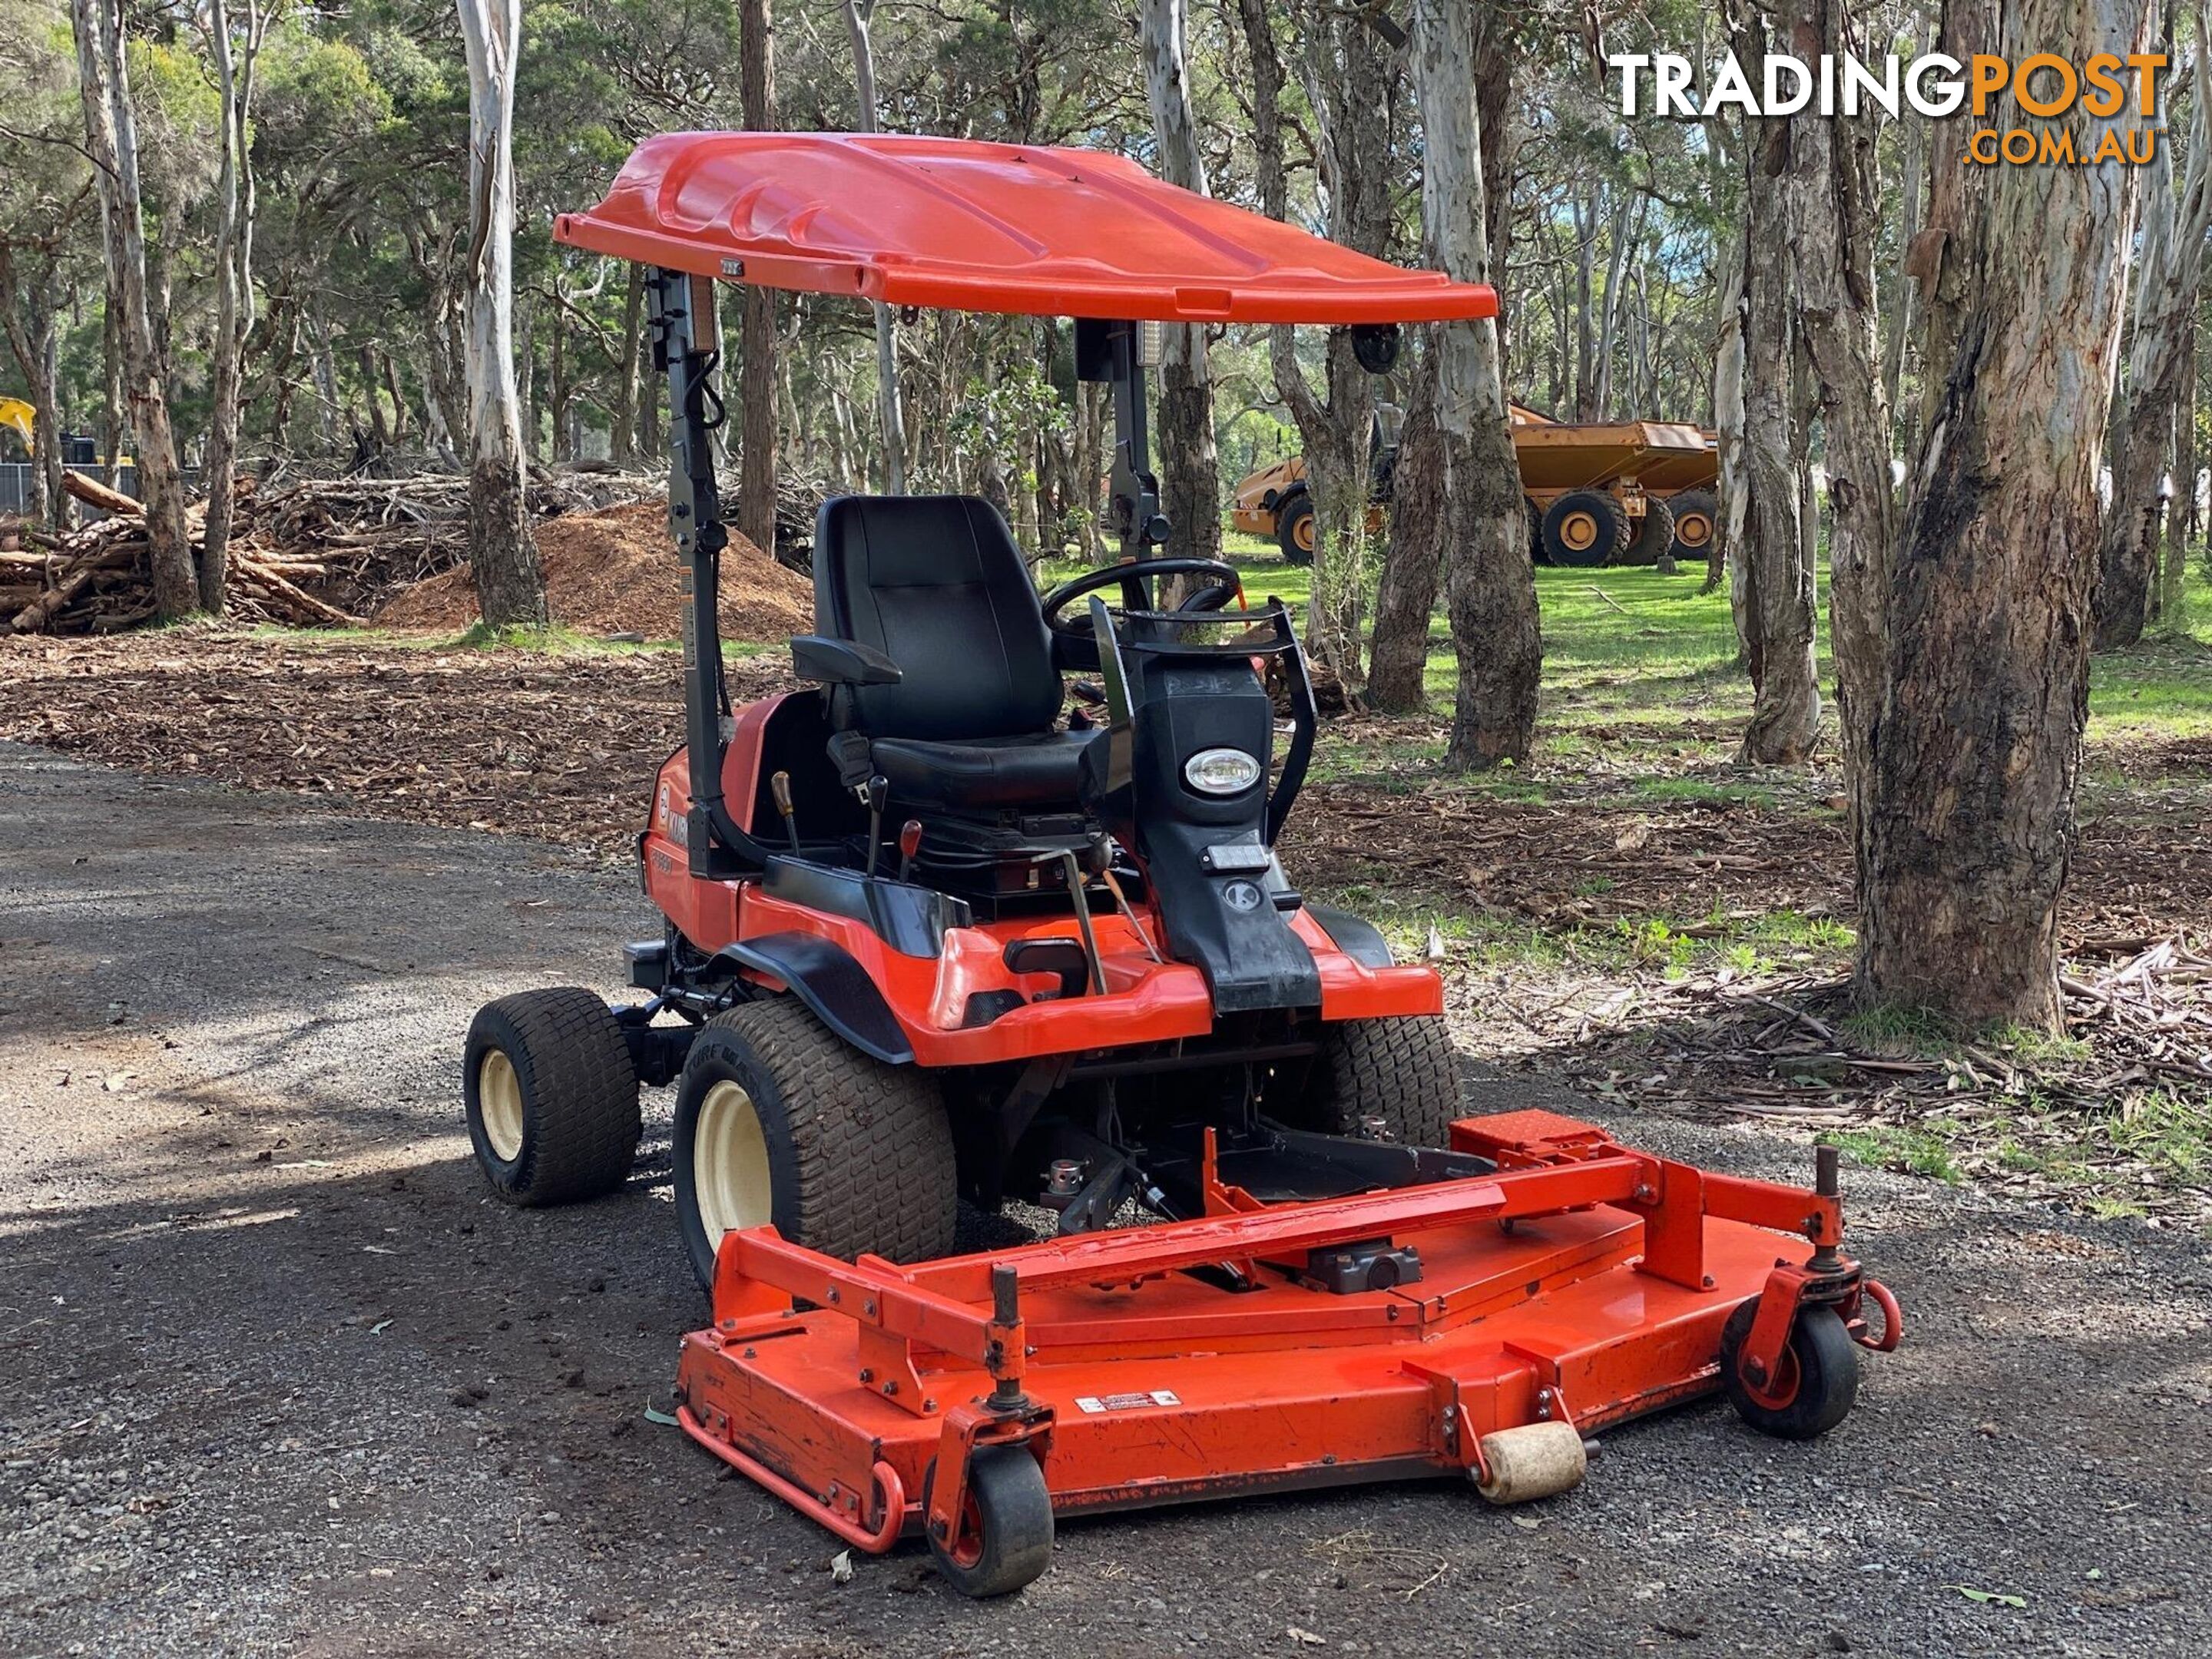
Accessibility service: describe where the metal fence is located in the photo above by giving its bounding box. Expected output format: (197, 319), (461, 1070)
(2, 463), (150, 515)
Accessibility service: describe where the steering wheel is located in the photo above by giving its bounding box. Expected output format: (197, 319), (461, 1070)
(1039, 557), (1243, 641)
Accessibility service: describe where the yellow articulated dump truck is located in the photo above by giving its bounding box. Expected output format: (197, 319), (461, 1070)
(1230, 402), (1719, 569)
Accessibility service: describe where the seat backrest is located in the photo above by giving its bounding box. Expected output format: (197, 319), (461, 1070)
(814, 495), (1060, 740)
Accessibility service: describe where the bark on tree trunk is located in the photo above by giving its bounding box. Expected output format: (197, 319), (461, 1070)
(457, 0), (545, 628)
(73, 0), (196, 618)
(1371, 8), (1520, 713)
(1237, 0), (1390, 689)
(1731, 0), (1818, 763)
(2095, 12), (2210, 649)
(1412, 0), (1540, 766)
(612, 261), (643, 467)
(98, 300), (123, 490)
(1783, 0), (1896, 1008)
(1880, 14), (1935, 430)
(0, 249), (69, 532)
(2165, 310), (2197, 617)
(735, 0), (779, 555)
(1142, 0), (1220, 571)
(1709, 226), (1748, 598)
(1856, 0), (2151, 1028)
(198, 0), (266, 615)
(1367, 344), (1444, 711)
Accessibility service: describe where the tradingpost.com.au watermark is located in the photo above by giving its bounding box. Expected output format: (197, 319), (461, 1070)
(1609, 51), (2172, 165)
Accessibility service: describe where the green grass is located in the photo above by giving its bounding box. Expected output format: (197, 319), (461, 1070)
(1822, 1122), (1967, 1184)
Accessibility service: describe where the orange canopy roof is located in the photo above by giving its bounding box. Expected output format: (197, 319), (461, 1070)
(553, 132), (1498, 326)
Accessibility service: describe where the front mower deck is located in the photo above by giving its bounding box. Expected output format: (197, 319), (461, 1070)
(672, 1109), (1898, 1592)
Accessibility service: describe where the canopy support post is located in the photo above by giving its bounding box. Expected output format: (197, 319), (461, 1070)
(1077, 319), (1170, 608)
(650, 266), (757, 878)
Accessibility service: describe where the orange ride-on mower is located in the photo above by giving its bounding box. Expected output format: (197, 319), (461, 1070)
(459, 134), (1900, 1597)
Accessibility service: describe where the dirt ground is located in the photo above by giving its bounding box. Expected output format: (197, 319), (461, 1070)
(5, 740), (2212, 1657)
(369, 502), (811, 641)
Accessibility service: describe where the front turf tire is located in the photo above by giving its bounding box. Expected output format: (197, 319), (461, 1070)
(464, 988), (641, 1207)
(672, 997), (956, 1288)
(1295, 1015), (1462, 1149)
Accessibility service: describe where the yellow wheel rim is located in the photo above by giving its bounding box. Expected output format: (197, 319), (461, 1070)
(1560, 511), (1598, 551)
(695, 1078), (772, 1247)
(478, 1048), (524, 1163)
(1675, 511), (1712, 547)
(1293, 512), (1316, 553)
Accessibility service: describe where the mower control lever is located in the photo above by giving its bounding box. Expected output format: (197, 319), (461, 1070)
(770, 771), (801, 853)
(862, 775), (889, 878)
(896, 820), (924, 883)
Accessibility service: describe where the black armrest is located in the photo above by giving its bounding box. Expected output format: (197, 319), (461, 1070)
(790, 634), (902, 686)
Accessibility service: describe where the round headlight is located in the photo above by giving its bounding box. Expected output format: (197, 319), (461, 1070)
(1184, 747), (1263, 795)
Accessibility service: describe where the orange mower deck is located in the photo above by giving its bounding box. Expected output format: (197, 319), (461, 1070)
(673, 1109), (1899, 1594)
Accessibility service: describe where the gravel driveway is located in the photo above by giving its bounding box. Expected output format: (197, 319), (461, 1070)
(3, 740), (2208, 1657)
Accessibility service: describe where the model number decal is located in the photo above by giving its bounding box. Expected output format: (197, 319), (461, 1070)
(1074, 1390), (1181, 1414)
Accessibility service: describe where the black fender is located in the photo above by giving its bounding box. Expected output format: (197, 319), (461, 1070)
(1306, 903), (1396, 969)
(712, 932), (915, 1064)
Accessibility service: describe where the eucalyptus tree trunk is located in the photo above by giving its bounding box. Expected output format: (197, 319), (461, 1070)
(2096, 12), (2211, 650)
(1708, 234), (1747, 596)
(198, 0), (268, 614)
(1141, 0), (1220, 568)
(1411, 0), (1539, 766)
(2165, 316), (2197, 618)
(1783, 0), (1895, 991)
(1730, 0), (1818, 763)
(0, 248), (68, 531)
(456, 0), (546, 627)
(611, 261), (644, 467)
(1856, 0), (2151, 1028)
(1371, 6), (1518, 712)
(1880, 13), (1935, 433)
(1235, 0), (1391, 688)
(841, 0), (906, 494)
(72, 0), (195, 618)
(736, 0), (779, 555)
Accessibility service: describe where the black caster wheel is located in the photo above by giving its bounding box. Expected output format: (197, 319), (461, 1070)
(922, 1448), (1055, 1598)
(1718, 1296), (1860, 1440)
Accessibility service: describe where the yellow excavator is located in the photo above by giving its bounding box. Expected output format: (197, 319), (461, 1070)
(0, 397), (34, 455)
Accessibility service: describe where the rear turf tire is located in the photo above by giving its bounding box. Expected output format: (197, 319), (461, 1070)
(464, 988), (641, 1207)
(672, 997), (956, 1287)
(924, 1449), (1055, 1598)
(1295, 1015), (1462, 1148)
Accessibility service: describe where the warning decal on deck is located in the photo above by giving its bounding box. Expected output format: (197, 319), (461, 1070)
(1073, 1390), (1181, 1414)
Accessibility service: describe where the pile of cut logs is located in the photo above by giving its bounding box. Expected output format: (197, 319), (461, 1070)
(3, 472), (360, 634)
(3, 467), (662, 635)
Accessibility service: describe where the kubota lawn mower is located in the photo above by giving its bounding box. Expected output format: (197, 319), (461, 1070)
(460, 133), (1899, 1597)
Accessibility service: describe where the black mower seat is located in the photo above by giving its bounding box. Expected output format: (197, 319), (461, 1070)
(816, 492), (1094, 813)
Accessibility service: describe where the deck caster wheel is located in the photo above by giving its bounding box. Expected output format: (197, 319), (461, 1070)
(923, 1449), (1054, 1598)
(464, 988), (641, 1207)
(672, 997), (956, 1287)
(1718, 1297), (1859, 1440)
